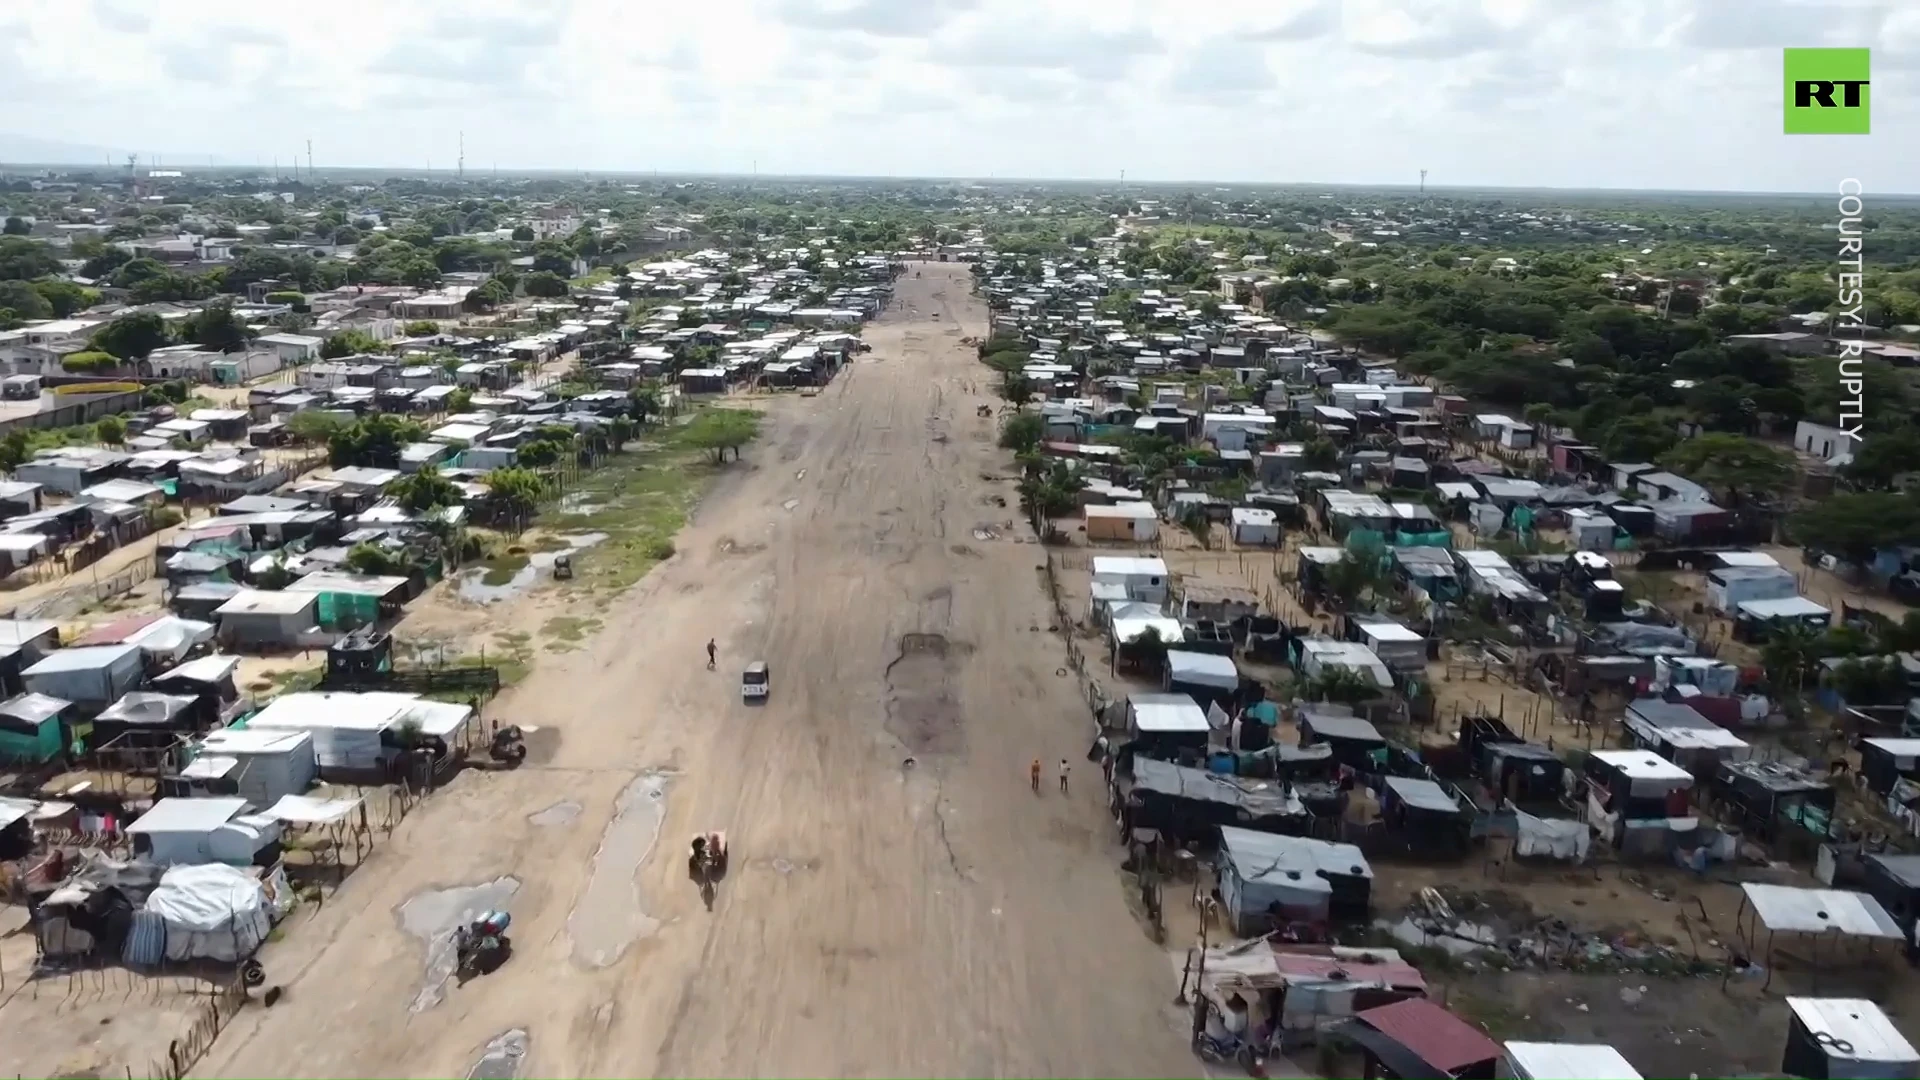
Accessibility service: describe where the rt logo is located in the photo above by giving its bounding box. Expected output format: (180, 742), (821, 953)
(1785, 48), (1871, 134)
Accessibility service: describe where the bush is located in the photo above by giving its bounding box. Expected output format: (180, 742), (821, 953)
(61, 351), (118, 374)
(150, 506), (184, 529)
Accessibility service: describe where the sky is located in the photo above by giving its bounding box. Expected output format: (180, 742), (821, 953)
(2, 0), (1917, 193)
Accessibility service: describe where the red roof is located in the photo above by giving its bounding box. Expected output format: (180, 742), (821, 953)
(1269, 946), (1426, 992)
(1355, 998), (1501, 1074)
(73, 612), (164, 647)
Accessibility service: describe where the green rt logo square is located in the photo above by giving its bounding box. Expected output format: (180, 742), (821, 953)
(1785, 48), (1870, 134)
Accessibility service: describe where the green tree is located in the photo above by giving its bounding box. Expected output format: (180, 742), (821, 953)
(1791, 492), (1920, 566)
(483, 466), (546, 531)
(345, 542), (410, 576)
(403, 320), (440, 336)
(2, 217), (28, 235)
(93, 312), (170, 359)
(997, 370), (1035, 406)
(329, 413), (426, 468)
(1306, 667), (1380, 705)
(181, 301), (255, 353)
(1658, 433), (1796, 504)
(445, 387), (473, 413)
(389, 465), (462, 513)
(464, 277), (510, 312)
(0, 237), (59, 279)
(1301, 437), (1339, 472)
(684, 408), (762, 463)
(95, 414), (127, 444)
(0, 280), (53, 321)
(1761, 622), (1824, 697)
(0, 429), (31, 472)
(286, 410), (351, 445)
(320, 329), (383, 359)
(32, 279), (97, 317)
(998, 411), (1043, 454)
(522, 271), (568, 298)
(511, 225), (535, 242)
(1843, 431), (1920, 490)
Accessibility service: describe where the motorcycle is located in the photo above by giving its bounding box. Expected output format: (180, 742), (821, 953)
(452, 911), (513, 982)
(1195, 1033), (1258, 1073)
(489, 725), (527, 766)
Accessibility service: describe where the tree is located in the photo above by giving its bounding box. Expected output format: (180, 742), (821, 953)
(32, 279), (97, 317)
(1843, 430), (1920, 490)
(445, 387), (473, 413)
(403, 320), (440, 336)
(1827, 656), (1911, 707)
(1791, 492), (1920, 566)
(181, 301), (255, 353)
(998, 411), (1043, 454)
(483, 466), (545, 531)
(2, 217), (28, 235)
(511, 225), (535, 242)
(1301, 437), (1339, 473)
(0, 237), (59, 280)
(1658, 433), (1796, 504)
(1016, 457), (1079, 535)
(684, 409), (761, 463)
(0, 429), (31, 473)
(996, 370), (1035, 406)
(1761, 622), (1824, 697)
(522, 271), (568, 298)
(345, 542), (410, 577)
(0, 280), (52, 321)
(320, 329), (383, 359)
(80, 247), (132, 279)
(464, 277), (510, 312)
(329, 413), (426, 468)
(515, 437), (567, 467)
(389, 465), (462, 514)
(609, 415), (636, 449)
(93, 312), (170, 359)
(1306, 667), (1380, 706)
(95, 414), (127, 444)
(61, 350), (118, 374)
(286, 410), (351, 445)
(628, 386), (659, 422)
(1179, 506), (1213, 550)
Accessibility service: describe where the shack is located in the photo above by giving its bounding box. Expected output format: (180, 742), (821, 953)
(214, 589), (321, 649)
(1125, 692), (1211, 758)
(183, 728), (318, 807)
(1165, 650), (1238, 712)
(1781, 997), (1918, 1080)
(1084, 502), (1159, 542)
(1585, 750), (1695, 855)
(1342, 997), (1503, 1080)
(1121, 757), (1307, 841)
(1858, 738), (1920, 796)
(0, 692), (73, 765)
(125, 797), (283, 867)
(90, 691), (203, 749)
(1298, 707), (1387, 769)
(1217, 826), (1372, 935)
(1381, 776), (1470, 856)
(21, 644), (145, 714)
(0, 618), (61, 696)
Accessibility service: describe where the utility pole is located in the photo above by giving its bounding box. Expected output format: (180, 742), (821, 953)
(306, 139), (313, 182)
(458, 131), (465, 180)
(1419, 169), (1428, 195)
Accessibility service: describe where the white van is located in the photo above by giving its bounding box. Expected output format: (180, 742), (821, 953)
(741, 661), (769, 701)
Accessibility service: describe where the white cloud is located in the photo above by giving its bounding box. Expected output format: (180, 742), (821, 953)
(0, 0), (1895, 191)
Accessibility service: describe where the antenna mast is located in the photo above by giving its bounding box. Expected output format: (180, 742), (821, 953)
(1419, 169), (1428, 195)
(306, 139), (313, 181)
(458, 132), (465, 180)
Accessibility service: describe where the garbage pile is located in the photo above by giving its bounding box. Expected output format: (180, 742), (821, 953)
(1376, 887), (1729, 978)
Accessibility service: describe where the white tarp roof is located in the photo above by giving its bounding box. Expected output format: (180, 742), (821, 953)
(1166, 650), (1237, 690)
(142, 862), (280, 963)
(128, 797), (248, 835)
(1504, 1043), (1642, 1080)
(1785, 998), (1920, 1069)
(1129, 692), (1209, 732)
(1741, 883), (1903, 939)
(263, 794), (363, 825)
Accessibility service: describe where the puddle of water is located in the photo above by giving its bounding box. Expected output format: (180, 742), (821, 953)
(399, 876), (522, 1013)
(467, 1029), (529, 1080)
(529, 800), (582, 827)
(458, 533), (609, 604)
(567, 771), (669, 968)
(558, 491), (605, 514)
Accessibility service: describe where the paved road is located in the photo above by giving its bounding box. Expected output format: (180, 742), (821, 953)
(194, 262), (1202, 1078)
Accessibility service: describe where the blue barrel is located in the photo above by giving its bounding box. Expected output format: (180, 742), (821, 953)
(1207, 753), (1236, 775)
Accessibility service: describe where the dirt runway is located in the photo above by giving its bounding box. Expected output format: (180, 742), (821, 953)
(192, 263), (1203, 1078)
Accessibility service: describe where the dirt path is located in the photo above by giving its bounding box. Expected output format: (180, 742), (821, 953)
(193, 264), (1202, 1078)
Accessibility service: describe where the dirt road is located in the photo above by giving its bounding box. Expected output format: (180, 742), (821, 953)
(194, 263), (1202, 1078)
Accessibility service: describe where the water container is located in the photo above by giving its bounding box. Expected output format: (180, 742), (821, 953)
(481, 910), (511, 934)
(1207, 753), (1236, 775)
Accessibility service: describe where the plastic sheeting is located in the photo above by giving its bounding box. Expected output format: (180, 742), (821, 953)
(141, 863), (290, 963)
(1512, 806), (1590, 862)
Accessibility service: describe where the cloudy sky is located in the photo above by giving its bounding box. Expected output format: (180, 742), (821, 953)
(2, 0), (1915, 192)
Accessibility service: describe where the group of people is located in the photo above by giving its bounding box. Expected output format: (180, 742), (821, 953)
(1030, 757), (1070, 795)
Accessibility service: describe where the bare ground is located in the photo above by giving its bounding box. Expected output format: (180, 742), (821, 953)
(184, 264), (1203, 1078)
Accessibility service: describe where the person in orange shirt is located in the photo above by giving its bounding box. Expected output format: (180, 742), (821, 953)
(1029, 757), (1042, 794)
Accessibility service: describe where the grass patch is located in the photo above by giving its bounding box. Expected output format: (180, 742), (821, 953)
(1443, 988), (1532, 1040)
(248, 666), (322, 696)
(542, 410), (745, 593)
(570, 267), (616, 288)
(541, 615), (603, 651)
(480, 552), (530, 586)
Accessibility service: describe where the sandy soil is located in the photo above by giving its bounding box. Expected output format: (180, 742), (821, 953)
(184, 264), (1205, 1078)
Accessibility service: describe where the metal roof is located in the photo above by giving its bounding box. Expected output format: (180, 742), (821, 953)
(1785, 998), (1919, 1066)
(1740, 882), (1904, 939)
(1503, 1042), (1642, 1080)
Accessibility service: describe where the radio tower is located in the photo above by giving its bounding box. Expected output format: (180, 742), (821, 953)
(1419, 169), (1428, 194)
(306, 139), (313, 182)
(458, 131), (465, 180)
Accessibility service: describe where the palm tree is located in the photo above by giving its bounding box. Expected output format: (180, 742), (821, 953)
(1761, 622), (1824, 697)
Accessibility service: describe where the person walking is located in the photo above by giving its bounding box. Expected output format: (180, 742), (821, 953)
(1059, 758), (1071, 795)
(706, 639), (717, 670)
(1029, 757), (1042, 794)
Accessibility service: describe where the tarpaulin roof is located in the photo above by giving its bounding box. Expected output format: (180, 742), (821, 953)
(1354, 997), (1502, 1074)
